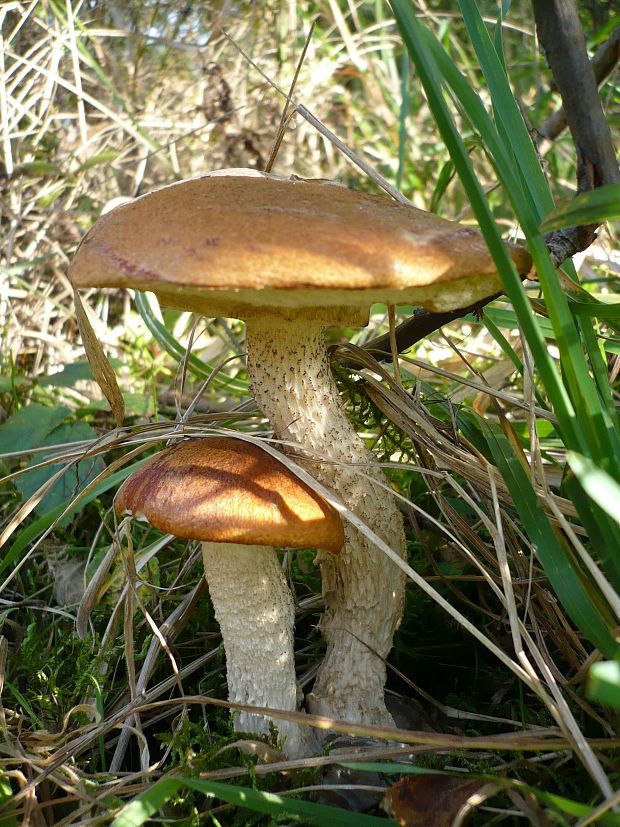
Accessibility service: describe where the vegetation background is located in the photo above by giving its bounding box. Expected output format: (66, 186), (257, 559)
(0, 0), (619, 824)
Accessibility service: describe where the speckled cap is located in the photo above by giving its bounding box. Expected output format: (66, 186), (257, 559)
(69, 169), (532, 322)
(115, 436), (344, 553)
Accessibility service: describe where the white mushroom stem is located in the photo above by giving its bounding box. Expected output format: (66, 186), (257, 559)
(201, 542), (315, 758)
(246, 317), (407, 726)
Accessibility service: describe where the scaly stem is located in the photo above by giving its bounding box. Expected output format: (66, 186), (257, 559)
(202, 542), (316, 757)
(246, 317), (407, 725)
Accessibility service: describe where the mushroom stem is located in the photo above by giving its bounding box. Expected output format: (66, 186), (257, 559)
(246, 317), (407, 726)
(201, 541), (315, 758)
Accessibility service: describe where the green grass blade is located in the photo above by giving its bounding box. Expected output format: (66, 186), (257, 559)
(134, 291), (247, 394)
(396, 50), (409, 191)
(541, 183), (620, 231)
(562, 472), (620, 591)
(570, 301), (620, 322)
(567, 452), (620, 530)
(482, 310), (549, 411)
(454, 1), (620, 474)
(457, 0), (555, 218)
(110, 778), (183, 827)
(111, 776), (396, 827)
(577, 317), (619, 430)
(479, 417), (618, 657)
(393, 0), (620, 474)
(390, 1), (585, 453)
(588, 661), (620, 712)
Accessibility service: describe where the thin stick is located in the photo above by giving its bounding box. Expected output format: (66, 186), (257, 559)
(265, 20), (316, 172)
(216, 23), (413, 205)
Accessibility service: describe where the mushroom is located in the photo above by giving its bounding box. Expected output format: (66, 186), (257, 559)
(114, 436), (344, 758)
(70, 169), (532, 727)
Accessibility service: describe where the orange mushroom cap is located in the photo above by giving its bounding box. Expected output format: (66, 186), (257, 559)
(69, 170), (532, 322)
(115, 437), (344, 554)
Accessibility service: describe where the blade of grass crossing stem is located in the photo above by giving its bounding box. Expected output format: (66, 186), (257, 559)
(571, 301), (620, 324)
(485, 306), (555, 339)
(478, 417), (618, 657)
(110, 777), (395, 827)
(390, 1), (584, 453)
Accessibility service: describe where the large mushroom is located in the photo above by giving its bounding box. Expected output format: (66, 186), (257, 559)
(115, 436), (344, 758)
(70, 169), (532, 727)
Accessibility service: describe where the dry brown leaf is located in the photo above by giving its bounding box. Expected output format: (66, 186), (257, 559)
(74, 289), (124, 426)
(381, 773), (488, 827)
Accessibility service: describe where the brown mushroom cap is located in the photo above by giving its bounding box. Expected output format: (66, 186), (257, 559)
(115, 436), (344, 554)
(69, 170), (532, 321)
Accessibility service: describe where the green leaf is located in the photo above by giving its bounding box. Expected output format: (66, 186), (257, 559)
(111, 777), (395, 827)
(17, 420), (104, 519)
(38, 359), (120, 388)
(78, 150), (120, 171)
(19, 161), (61, 176)
(0, 773), (17, 827)
(0, 375), (30, 393)
(540, 184), (620, 231)
(0, 461), (145, 579)
(587, 661), (620, 712)
(0, 404), (104, 521)
(0, 403), (70, 455)
(567, 453), (620, 529)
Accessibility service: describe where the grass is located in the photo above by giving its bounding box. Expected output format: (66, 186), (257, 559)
(1, 1), (619, 824)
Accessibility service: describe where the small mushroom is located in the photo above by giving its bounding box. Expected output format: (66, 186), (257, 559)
(114, 436), (344, 758)
(71, 169), (532, 727)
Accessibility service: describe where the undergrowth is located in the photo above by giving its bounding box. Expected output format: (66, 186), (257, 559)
(1, 1), (619, 825)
